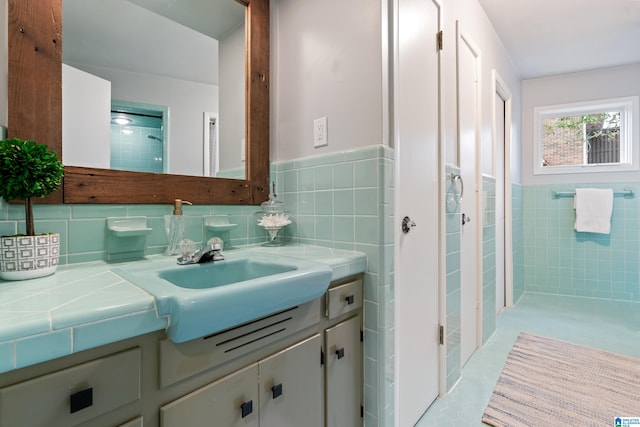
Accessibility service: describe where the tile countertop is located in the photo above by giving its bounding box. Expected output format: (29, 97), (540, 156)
(0, 244), (366, 374)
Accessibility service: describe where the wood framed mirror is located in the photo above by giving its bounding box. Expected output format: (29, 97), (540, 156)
(7, 0), (269, 205)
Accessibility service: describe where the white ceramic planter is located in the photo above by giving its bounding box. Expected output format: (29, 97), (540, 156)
(0, 233), (60, 281)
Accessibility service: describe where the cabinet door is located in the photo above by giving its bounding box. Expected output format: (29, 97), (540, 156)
(259, 334), (322, 427)
(0, 348), (141, 427)
(325, 315), (362, 427)
(160, 363), (259, 427)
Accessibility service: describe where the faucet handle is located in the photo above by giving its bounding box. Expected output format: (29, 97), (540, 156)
(207, 237), (224, 251)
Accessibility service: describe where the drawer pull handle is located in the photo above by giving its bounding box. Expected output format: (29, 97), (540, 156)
(241, 400), (253, 418)
(69, 387), (93, 414)
(336, 347), (345, 359)
(345, 294), (355, 305)
(272, 383), (283, 399)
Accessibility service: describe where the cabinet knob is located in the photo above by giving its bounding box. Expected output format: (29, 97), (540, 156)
(336, 347), (345, 359)
(241, 400), (253, 418)
(271, 383), (283, 399)
(69, 387), (93, 414)
(345, 294), (355, 305)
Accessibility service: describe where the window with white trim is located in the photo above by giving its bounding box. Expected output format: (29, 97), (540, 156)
(533, 96), (639, 174)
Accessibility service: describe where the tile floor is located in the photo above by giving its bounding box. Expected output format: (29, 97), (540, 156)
(415, 292), (640, 426)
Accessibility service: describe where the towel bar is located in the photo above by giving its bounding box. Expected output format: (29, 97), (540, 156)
(552, 188), (634, 198)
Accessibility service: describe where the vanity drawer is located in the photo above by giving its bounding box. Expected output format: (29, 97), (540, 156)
(0, 348), (141, 427)
(326, 278), (363, 320)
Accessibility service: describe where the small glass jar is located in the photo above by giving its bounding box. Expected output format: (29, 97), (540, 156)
(256, 192), (291, 246)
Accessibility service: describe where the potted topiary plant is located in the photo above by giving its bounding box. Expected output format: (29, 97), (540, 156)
(0, 138), (64, 280)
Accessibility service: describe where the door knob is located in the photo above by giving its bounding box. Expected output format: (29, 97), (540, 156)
(462, 213), (471, 225)
(402, 216), (417, 234)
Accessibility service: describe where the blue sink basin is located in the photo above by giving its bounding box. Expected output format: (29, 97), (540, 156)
(113, 251), (332, 342)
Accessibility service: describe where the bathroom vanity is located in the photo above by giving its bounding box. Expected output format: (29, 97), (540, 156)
(0, 246), (366, 427)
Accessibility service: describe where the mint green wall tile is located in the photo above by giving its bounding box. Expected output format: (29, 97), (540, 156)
(72, 205), (126, 219)
(68, 219), (107, 253)
(362, 271), (379, 306)
(228, 217), (249, 240)
(299, 168), (315, 191)
(355, 216), (379, 245)
(277, 159), (295, 171)
(521, 182), (640, 301)
(383, 204), (394, 245)
(333, 241), (355, 251)
(298, 192), (315, 215)
(355, 159), (378, 188)
(296, 216), (315, 239)
(363, 329), (378, 366)
(6, 203), (28, 220)
(342, 145), (383, 162)
(364, 300), (379, 331)
(282, 170), (298, 193)
(283, 193), (298, 214)
(333, 163), (354, 189)
(0, 221), (16, 236)
(32, 205), (72, 219)
(334, 189), (354, 215)
(355, 243), (380, 276)
(333, 216), (354, 243)
(66, 254), (107, 264)
(146, 217), (167, 246)
(181, 205), (211, 216)
(210, 205), (244, 215)
(314, 165), (333, 190)
(315, 215), (333, 241)
(16, 329), (71, 368)
(314, 191), (333, 215)
(364, 356), (378, 390)
(355, 188), (378, 215)
(181, 216), (203, 243)
(381, 244), (394, 282)
(293, 155), (324, 170)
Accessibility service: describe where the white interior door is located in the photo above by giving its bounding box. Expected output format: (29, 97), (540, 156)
(394, 0), (441, 425)
(494, 72), (514, 309)
(495, 92), (506, 313)
(457, 26), (481, 367)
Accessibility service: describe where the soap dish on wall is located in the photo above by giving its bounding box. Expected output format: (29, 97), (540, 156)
(204, 215), (238, 249)
(107, 217), (153, 261)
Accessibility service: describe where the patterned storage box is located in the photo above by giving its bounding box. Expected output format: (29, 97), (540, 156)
(0, 234), (60, 280)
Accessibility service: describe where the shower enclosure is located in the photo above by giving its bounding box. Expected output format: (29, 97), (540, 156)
(110, 102), (167, 173)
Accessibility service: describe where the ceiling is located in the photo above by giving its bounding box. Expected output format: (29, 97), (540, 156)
(477, 0), (640, 79)
(63, 0), (245, 85)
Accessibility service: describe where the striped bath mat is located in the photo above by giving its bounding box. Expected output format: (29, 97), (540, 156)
(482, 332), (640, 426)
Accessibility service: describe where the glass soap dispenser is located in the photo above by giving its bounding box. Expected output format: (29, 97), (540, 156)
(165, 199), (192, 255)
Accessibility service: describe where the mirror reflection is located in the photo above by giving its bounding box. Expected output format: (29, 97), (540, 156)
(62, 0), (246, 179)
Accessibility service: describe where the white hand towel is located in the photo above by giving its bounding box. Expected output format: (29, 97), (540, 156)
(574, 188), (613, 234)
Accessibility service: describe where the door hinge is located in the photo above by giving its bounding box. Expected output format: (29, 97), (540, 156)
(438, 324), (444, 345)
(437, 31), (443, 50)
(360, 330), (364, 342)
(321, 348), (325, 366)
(361, 405), (364, 418)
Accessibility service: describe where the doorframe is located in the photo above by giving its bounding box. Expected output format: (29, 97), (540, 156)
(491, 70), (514, 308)
(203, 112), (219, 177)
(456, 21), (483, 356)
(432, 0), (446, 398)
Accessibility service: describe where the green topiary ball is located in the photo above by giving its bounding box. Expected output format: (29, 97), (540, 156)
(0, 138), (64, 201)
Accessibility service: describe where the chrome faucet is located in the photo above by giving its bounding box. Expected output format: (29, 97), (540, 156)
(177, 241), (224, 265)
